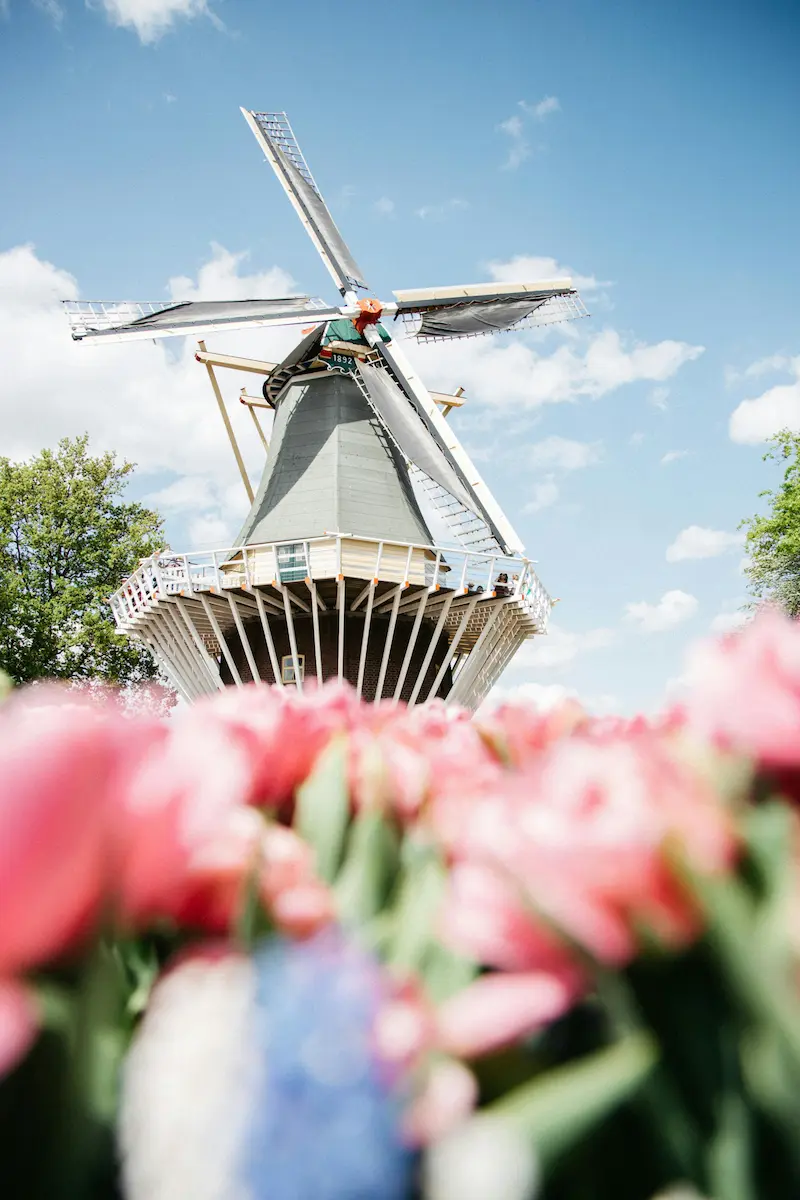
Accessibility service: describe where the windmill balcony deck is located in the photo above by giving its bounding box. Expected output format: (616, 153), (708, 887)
(110, 534), (553, 711)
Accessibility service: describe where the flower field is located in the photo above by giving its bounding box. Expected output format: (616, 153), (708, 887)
(2, 609), (800, 1199)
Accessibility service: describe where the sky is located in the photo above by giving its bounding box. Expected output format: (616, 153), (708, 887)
(0, 0), (798, 715)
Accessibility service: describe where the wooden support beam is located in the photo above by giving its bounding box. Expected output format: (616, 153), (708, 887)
(195, 348), (278, 375)
(198, 340), (254, 504)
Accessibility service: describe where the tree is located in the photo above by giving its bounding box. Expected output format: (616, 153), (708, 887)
(0, 435), (166, 686)
(740, 429), (800, 616)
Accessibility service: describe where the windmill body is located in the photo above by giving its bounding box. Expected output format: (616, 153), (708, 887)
(66, 110), (588, 709)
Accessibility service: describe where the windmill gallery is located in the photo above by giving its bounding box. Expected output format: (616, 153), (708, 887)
(65, 109), (589, 710)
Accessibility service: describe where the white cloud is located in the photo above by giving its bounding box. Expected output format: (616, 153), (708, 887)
(511, 622), (616, 671)
(90, 0), (218, 42)
(408, 327), (703, 412)
(649, 386), (670, 411)
(527, 435), (601, 471)
(415, 198), (468, 221)
(523, 476), (559, 513)
(481, 680), (619, 718)
(710, 609), (749, 634)
(729, 367), (800, 443)
(724, 356), (798, 388)
(520, 96), (561, 120)
(744, 353), (796, 378)
(666, 525), (744, 562)
(167, 243), (292, 303)
(626, 590), (698, 633)
(497, 97), (560, 169)
(0, 242), (297, 550)
(374, 197), (395, 216)
(487, 255), (608, 294)
(187, 513), (231, 548)
(629, 431), (645, 447)
(660, 450), (689, 465)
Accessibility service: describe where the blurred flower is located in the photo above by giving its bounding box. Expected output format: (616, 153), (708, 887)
(438, 862), (575, 973)
(403, 1058), (478, 1146)
(349, 701), (494, 823)
(436, 731), (737, 969)
(110, 712), (253, 926)
(423, 1113), (539, 1200)
(169, 808), (334, 939)
(683, 607), (800, 770)
(0, 688), (123, 973)
(477, 698), (585, 767)
(0, 978), (37, 1078)
(191, 683), (358, 813)
(119, 933), (415, 1200)
(436, 970), (585, 1059)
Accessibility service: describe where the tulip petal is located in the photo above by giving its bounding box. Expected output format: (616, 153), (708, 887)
(437, 970), (584, 1059)
(0, 978), (37, 1077)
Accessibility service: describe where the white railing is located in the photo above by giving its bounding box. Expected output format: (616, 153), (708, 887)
(110, 533), (552, 633)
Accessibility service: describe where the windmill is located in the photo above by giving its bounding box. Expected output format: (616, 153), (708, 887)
(64, 109), (589, 709)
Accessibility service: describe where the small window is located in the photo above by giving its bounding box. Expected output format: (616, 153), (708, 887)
(276, 542), (308, 583)
(281, 654), (305, 684)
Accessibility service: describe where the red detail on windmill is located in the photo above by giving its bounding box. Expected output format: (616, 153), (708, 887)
(353, 298), (383, 334)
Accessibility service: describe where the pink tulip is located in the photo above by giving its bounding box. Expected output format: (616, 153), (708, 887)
(373, 980), (436, 1074)
(434, 727), (737, 969)
(167, 807), (331, 938)
(436, 969), (585, 1059)
(0, 689), (125, 973)
(477, 698), (585, 767)
(110, 712), (254, 926)
(191, 682), (357, 813)
(269, 881), (336, 939)
(0, 978), (38, 1078)
(438, 862), (575, 973)
(403, 1058), (478, 1146)
(349, 701), (495, 824)
(683, 607), (800, 770)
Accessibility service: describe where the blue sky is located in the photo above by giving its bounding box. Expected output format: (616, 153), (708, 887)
(1, 0), (798, 714)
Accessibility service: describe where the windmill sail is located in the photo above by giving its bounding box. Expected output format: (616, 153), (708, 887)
(64, 297), (338, 343)
(355, 361), (477, 514)
(394, 280), (588, 341)
(242, 110), (367, 294)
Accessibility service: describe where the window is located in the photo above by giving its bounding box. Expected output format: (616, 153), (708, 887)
(276, 542), (308, 583)
(281, 654), (305, 684)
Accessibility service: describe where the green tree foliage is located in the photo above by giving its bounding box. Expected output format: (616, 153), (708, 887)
(741, 429), (800, 616)
(0, 435), (165, 685)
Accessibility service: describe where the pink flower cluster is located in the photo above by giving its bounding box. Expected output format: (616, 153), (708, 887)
(1, 607), (799, 1110)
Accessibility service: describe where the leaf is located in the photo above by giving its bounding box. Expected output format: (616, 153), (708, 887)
(386, 838), (447, 974)
(704, 1025), (755, 1200)
(334, 809), (399, 927)
(676, 857), (800, 1075)
(294, 736), (351, 886)
(488, 1031), (658, 1169)
(420, 942), (478, 1005)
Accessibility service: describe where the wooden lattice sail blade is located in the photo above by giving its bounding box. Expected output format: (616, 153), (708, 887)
(393, 279), (588, 341)
(242, 109), (367, 295)
(64, 298), (339, 344)
(362, 334), (521, 555)
(355, 361), (478, 515)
